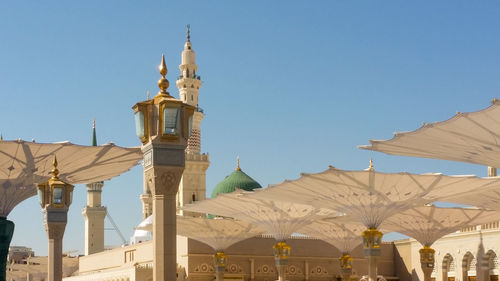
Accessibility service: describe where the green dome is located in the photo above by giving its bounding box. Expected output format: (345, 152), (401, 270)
(211, 168), (262, 198)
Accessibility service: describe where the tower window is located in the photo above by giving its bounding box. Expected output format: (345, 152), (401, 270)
(192, 193), (196, 202)
(191, 96), (193, 101)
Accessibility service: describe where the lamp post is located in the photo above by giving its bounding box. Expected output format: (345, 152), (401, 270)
(213, 251), (227, 281)
(273, 241), (291, 281)
(339, 253), (353, 281)
(36, 156), (74, 281)
(133, 54), (195, 281)
(419, 246), (435, 281)
(361, 228), (383, 281)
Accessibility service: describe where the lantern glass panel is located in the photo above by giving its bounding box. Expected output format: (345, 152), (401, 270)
(163, 107), (180, 135)
(53, 187), (63, 204)
(134, 111), (145, 139)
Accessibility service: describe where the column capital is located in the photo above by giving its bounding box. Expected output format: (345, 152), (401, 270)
(145, 166), (184, 196)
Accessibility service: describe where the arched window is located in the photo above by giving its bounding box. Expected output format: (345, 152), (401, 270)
(443, 254), (455, 281)
(192, 193), (196, 202)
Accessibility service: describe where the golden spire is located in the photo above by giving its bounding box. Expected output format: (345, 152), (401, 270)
(236, 156), (241, 171)
(157, 54), (170, 97)
(187, 24), (191, 42)
(367, 158), (374, 171)
(51, 155), (60, 179)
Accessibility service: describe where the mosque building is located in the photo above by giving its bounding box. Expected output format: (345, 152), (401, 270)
(18, 28), (499, 281)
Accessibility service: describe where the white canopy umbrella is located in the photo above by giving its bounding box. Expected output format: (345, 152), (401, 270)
(381, 205), (500, 281)
(298, 219), (365, 281)
(176, 216), (265, 281)
(0, 140), (142, 217)
(182, 189), (335, 281)
(359, 100), (500, 168)
(0, 139), (142, 280)
(250, 164), (500, 281)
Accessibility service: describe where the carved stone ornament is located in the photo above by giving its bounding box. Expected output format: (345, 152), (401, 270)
(193, 263), (214, 273)
(286, 264), (303, 275)
(160, 171), (177, 187)
(310, 265), (329, 276)
(256, 264), (275, 275)
(226, 263), (244, 273)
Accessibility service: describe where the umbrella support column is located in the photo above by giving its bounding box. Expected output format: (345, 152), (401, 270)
(273, 242), (291, 281)
(146, 165), (184, 281)
(420, 246), (435, 281)
(340, 253), (353, 281)
(0, 217), (14, 281)
(214, 252), (227, 281)
(367, 255), (378, 281)
(362, 228), (383, 281)
(43, 207), (68, 281)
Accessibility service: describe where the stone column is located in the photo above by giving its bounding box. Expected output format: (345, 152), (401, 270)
(145, 160), (184, 281)
(0, 217), (14, 281)
(340, 254), (353, 281)
(420, 247), (436, 281)
(250, 258), (255, 281)
(367, 255), (377, 281)
(362, 228), (382, 281)
(43, 206), (68, 281)
(273, 242), (291, 281)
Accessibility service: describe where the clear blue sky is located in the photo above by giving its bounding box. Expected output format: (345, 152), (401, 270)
(1, 1), (500, 255)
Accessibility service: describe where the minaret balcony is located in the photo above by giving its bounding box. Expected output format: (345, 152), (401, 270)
(177, 75), (201, 80)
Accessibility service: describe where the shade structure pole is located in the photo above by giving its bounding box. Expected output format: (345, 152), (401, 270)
(361, 228), (383, 281)
(273, 242), (291, 281)
(43, 207), (68, 281)
(340, 253), (353, 281)
(419, 246), (435, 281)
(213, 251), (227, 281)
(145, 164), (184, 281)
(0, 217), (14, 281)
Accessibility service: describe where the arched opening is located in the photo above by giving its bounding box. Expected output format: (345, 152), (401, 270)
(443, 254), (456, 281)
(192, 192), (196, 203)
(487, 250), (499, 281)
(463, 252), (476, 281)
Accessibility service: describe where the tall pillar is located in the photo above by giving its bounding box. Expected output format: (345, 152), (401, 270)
(0, 217), (14, 281)
(82, 181), (106, 255)
(213, 251), (227, 281)
(362, 228), (383, 281)
(340, 253), (353, 281)
(82, 120), (107, 255)
(175, 25), (210, 217)
(44, 207), (67, 281)
(273, 242), (291, 281)
(420, 247), (436, 281)
(133, 54), (195, 281)
(37, 156), (74, 281)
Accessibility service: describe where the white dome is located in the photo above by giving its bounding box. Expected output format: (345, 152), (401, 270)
(130, 215), (153, 244)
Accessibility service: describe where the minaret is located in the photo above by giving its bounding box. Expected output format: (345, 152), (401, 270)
(82, 120), (107, 255)
(176, 25), (210, 215)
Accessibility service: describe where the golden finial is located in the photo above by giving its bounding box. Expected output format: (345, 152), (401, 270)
(368, 158), (374, 171)
(236, 156), (241, 171)
(157, 54), (170, 96)
(187, 24), (191, 42)
(51, 155), (60, 179)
